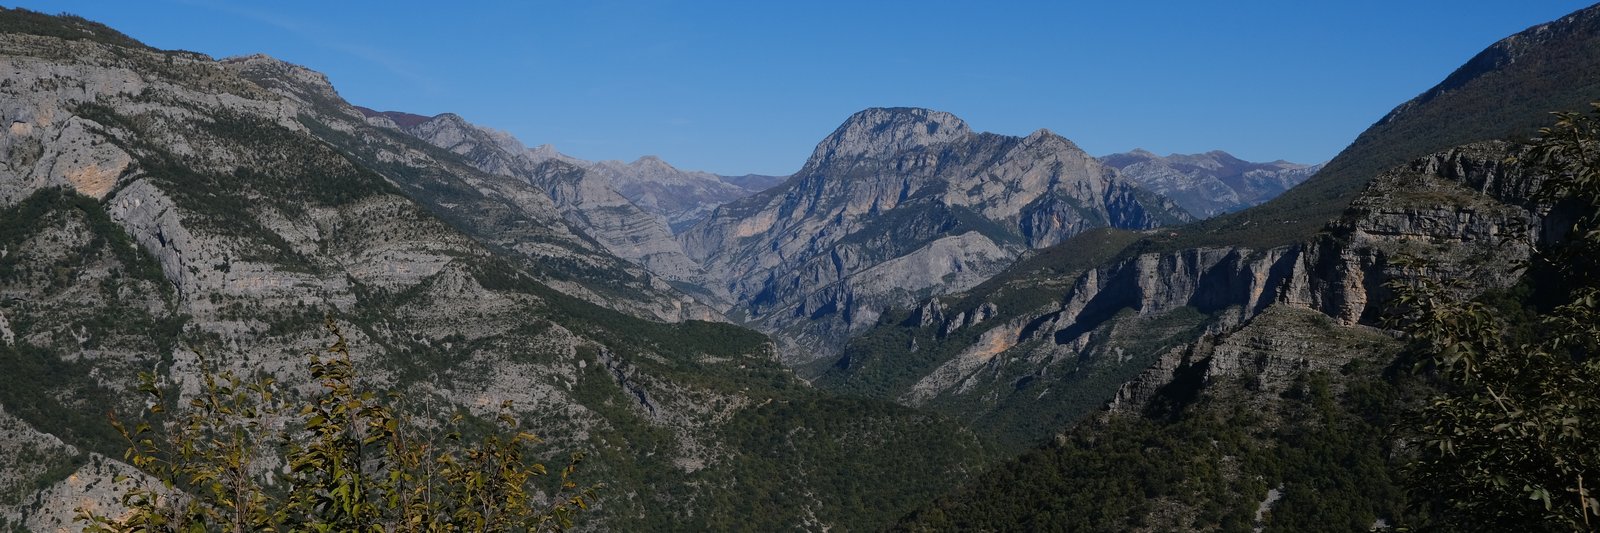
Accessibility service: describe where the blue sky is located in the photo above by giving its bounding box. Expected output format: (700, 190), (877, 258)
(11, 1), (1597, 175)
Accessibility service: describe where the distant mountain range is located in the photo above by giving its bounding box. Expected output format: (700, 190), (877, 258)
(1101, 149), (1321, 218)
(353, 105), (780, 234)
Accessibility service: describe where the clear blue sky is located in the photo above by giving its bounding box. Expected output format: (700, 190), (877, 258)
(10, 1), (1597, 175)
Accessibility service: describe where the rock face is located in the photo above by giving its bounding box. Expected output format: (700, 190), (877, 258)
(0, 11), (987, 531)
(586, 155), (774, 233)
(391, 112), (732, 308)
(681, 107), (1193, 363)
(220, 53), (713, 322)
(1100, 149), (1321, 218)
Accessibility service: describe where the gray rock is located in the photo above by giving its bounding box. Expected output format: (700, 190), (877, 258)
(872, 140), (1550, 432)
(1101, 149), (1321, 218)
(396, 112), (733, 309)
(681, 107), (1192, 363)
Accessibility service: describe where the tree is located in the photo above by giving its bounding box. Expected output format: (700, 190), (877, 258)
(1391, 103), (1600, 531)
(76, 319), (596, 532)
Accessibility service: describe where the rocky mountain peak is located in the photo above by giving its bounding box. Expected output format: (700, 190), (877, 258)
(1019, 128), (1081, 151)
(804, 107), (972, 168)
(630, 154), (676, 172)
(409, 113), (528, 156)
(220, 53), (339, 103)
(526, 143), (584, 165)
(421, 112), (473, 130)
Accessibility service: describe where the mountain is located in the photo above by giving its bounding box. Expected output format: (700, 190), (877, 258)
(0, 10), (988, 531)
(718, 172), (787, 193)
(586, 155), (774, 233)
(368, 110), (733, 308)
(823, 0), (1600, 455)
(357, 106), (775, 236)
(894, 138), (1549, 529)
(817, 3), (1600, 528)
(681, 107), (1193, 363)
(222, 52), (706, 322)
(1169, 3), (1600, 251)
(1100, 149), (1321, 218)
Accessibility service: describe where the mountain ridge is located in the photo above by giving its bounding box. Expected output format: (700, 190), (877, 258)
(681, 106), (1193, 363)
(353, 106), (781, 233)
(1164, 2), (1600, 251)
(1100, 149), (1321, 217)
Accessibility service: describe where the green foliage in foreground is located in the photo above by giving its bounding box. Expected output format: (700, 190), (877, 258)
(78, 321), (595, 532)
(1388, 104), (1600, 531)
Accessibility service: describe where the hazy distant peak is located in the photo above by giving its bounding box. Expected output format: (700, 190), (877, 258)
(630, 155), (677, 171)
(1100, 149), (1320, 217)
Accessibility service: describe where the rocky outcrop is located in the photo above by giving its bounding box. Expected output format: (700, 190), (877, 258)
(19, 454), (149, 533)
(682, 107), (1192, 363)
(1101, 149), (1321, 218)
(0, 405), (81, 526)
(212, 55), (713, 322)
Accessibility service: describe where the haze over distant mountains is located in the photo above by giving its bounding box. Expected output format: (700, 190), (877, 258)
(354, 105), (779, 234)
(1101, 149), (1321, 218)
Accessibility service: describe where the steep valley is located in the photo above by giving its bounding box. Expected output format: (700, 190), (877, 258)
(0, 10), (985, 531)
(2, 3), (1599, 532)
